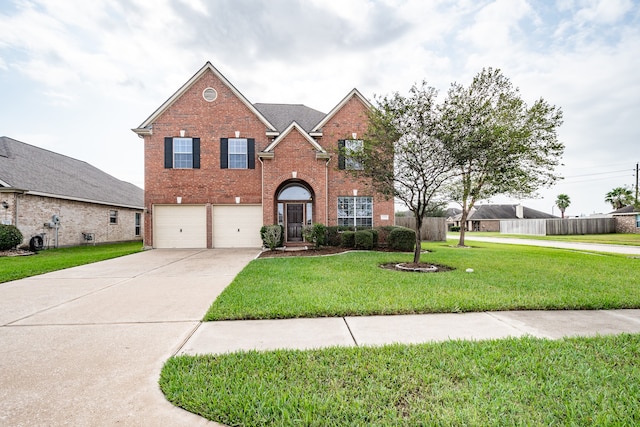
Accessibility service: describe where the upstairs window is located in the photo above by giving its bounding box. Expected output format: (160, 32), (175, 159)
(164, 137), (200, 169)
(220, 138), (255, 169)
(338, 139), (363, 170)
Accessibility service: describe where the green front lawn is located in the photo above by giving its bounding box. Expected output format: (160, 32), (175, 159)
(168, 240), (640, 425)
(205, 241), (640, 320)
(161, 334), (640, 426)
(0, 241), (143, 283)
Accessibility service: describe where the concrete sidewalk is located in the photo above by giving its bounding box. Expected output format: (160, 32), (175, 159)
(180, 309), (640, 355)
(448, 234), (640, 255)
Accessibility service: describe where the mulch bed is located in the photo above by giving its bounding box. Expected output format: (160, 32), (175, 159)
(258, 246), (453, 273)
(0, 249), (35, 257)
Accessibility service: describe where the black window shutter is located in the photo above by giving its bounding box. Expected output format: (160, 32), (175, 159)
(247, 138), (255, 169)
(220, 138), (228, 169)
(192, 138), (200, 169)
(164, 137), (173, 168)
(338, 140), (345, 170)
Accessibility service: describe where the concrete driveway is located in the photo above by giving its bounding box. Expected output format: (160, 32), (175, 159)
(0, 248), (258, 427)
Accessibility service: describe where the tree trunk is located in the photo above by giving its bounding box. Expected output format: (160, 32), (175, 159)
(414, 213), (422, 264)
(458, 201), (469, 247)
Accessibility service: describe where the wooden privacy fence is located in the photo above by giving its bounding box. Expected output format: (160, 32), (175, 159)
(500, 218), (616, 235)
(395, 217), (447, 241)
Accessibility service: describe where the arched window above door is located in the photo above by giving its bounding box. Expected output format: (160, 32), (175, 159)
(278, 184), (312, 201)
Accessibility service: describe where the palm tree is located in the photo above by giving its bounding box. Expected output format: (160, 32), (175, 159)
(605, 187), (633, 210)
(555, 194), (570, 218)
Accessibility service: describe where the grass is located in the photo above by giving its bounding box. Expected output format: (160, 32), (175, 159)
(161, 334), (640, 426)
(0, 241), (143, 283)
(204, 241), (640, 320)
(454, 231), (640, 246)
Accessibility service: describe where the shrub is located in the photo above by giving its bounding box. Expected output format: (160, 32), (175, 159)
(375, 226), (398, 247)
(341, 231), (355, 248)
(354, 230), (374, 250)
(302, 223), (326, 248)
(450, 226), (461, 232)
(325, 226), (342, 246)
(369, 228), (379, 248)
(260, 225), (284, 250)
(388, 227), (415, 252)
(0, 225), (23, 250)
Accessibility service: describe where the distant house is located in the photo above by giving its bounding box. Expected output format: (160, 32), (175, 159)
(0, 136), (144, 248)
(449, 204), (557, 232)
(611, 205), (640, 234)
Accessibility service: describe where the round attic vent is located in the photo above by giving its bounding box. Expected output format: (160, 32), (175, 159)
(203, 87), (218, 102)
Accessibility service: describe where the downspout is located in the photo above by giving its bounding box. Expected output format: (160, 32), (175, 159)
(258, 156), (264, 224)
(325, 157), (331, 226)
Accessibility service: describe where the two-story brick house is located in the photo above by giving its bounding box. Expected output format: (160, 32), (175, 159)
(133, 62), (394, 248)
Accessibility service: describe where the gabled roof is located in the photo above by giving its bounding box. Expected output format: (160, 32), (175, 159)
(311, 88), (372, 133)
(132, 61), (277, 134)
(0, 136), (143, 208)
(469, 204), (556, 220)
(610, 205), (640, 215)
(260, 122), (326, 155)
(253, 103), (326, 133)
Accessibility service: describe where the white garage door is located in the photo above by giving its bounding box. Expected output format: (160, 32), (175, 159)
(212, 205), (263, 248)
(154, 205), (207, 248)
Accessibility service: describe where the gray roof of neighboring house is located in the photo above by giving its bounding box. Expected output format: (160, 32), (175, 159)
(0, 136), (143, 208)
(469, 204), (557, 220)
(611, 205), (640, 214)
(253, 103), (326, 133)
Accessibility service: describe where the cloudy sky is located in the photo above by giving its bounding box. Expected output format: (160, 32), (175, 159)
(1, 0), (638, 216)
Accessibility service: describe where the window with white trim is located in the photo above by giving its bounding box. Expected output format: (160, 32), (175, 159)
(228, 138), (248, 169)
(636, 214), (640, 228)
(337, 196), (372, 228)
(135, 212), (141, 236)
(109, 210), (118, 224)
(173, 138), (194, 169)
(344, 139), (363, 170)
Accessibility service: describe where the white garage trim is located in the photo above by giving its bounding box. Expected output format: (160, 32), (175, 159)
(212, 205), (263, 248)
(153, 205), (207, 248)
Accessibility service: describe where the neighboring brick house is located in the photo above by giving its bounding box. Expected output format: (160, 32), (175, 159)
(132, 61), (394, 249)
(0, 136), (144, 248)
(611, 206), (640, 234)
(449, 204), (557, 232)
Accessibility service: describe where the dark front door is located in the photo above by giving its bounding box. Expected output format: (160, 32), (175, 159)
(286, 203), (304, 242)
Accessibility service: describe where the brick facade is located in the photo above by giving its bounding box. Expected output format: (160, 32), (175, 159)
(2, 192), (142, 248)
(614, 214), (640, 234)
(136, 62), (394, 248)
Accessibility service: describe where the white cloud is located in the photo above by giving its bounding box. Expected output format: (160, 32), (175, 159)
(0, 0), (638, 216)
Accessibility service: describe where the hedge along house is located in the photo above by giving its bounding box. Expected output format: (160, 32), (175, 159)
(0, 136), (144, 249)
(132, 61), (394, 249)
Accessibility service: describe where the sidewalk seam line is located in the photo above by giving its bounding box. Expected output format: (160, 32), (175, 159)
(343, 317), (359, 347)
(172, 321), (203, 356)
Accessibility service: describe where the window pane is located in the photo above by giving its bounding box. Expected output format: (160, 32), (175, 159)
(228, 138), (247, 169)
(306, 202), (313, 225)
(345, 139), (363, 170)
(173, 138), (193, 168)
(278, 203), (284, 226)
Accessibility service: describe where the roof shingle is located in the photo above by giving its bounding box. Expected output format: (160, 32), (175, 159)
(0, 136), (143, 208)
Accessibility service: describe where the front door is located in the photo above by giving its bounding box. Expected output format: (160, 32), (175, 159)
(286, 203), (304, 242)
